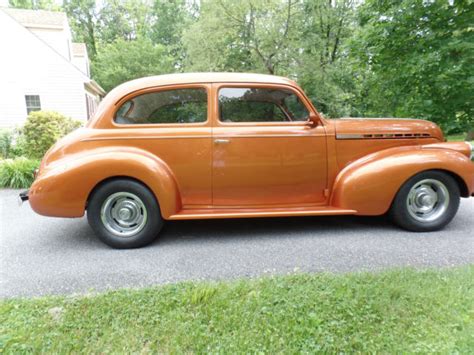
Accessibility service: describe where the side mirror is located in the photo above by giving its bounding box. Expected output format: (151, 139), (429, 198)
(308, 112), (319, 126)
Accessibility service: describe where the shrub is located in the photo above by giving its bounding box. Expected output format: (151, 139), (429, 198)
(467, 129), (474, 141)
(0, 129), (13, 159)
(9, 134), (26, 158)
(0, 157), (40, 188)
(21, 111), (82, 159)
(0, 128), (27, 158)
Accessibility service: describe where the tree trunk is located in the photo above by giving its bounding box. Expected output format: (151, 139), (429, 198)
(466, 129), (474, 141)
(86, 13), (97, 58)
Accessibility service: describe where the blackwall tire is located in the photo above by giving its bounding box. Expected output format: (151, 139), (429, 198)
(389, 171), (460, 232)
(87, 179), (163, 248)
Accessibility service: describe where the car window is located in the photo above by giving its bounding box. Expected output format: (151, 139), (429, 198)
(115, 88), (207, 124)
(219, 87), (309, 123)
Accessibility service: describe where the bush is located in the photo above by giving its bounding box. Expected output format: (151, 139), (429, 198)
(0, 129), (13, 159)
(0, 128), (27, 158)
(9, 134), (26, 158)
(21, 111), (82, 159)
(0, 158), (40, 188)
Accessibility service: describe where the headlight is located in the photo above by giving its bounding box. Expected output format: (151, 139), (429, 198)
(468, 142), (474, 161)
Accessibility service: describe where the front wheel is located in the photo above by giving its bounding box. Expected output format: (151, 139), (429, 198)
(87, 179), (163, 248)
(389, 171), (460, 232)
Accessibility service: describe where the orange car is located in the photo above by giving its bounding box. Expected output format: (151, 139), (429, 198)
(19, 73), (474, 248)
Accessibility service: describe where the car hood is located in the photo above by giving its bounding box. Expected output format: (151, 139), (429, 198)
(333, 117), (444, 141)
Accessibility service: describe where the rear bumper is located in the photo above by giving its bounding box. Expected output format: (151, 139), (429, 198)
(18, 190), (29, 205)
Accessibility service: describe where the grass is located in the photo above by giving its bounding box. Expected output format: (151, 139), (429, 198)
(1, 267), (473, 353)
(0, 157), (39, 188)
(447, 133), (473, 143)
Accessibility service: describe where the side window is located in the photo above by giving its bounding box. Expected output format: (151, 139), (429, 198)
(115, 88), (207, 124)
(219, 87), (309, 123)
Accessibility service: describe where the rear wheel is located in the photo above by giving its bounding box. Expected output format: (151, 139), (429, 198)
(389, 171), (460, 232)
(87, 179), (163, 248)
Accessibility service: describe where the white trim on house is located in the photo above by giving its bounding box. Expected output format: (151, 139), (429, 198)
(0, 7), (105, 128)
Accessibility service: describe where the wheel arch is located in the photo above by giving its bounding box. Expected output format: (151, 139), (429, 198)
(330, 147), (474, 215)
(439, 169), (469, 198)
(389, 169), (469, 205)
(29, 147), (182, 219)
(86, 176), (159, 209)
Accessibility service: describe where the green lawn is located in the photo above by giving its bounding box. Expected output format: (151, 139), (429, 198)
(1, 267), (473, 353)
(447, 134), (472, 143)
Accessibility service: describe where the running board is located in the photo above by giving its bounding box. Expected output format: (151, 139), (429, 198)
(168, 207), (357, 220)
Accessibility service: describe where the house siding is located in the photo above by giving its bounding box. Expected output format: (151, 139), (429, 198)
(29, 26), (73, 61)
(71, 55), (89, 76)
(0, 10), (98, 128)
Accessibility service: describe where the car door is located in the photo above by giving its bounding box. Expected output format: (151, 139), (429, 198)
(212, 83), (328, 207)
(112, 84), (213, 207)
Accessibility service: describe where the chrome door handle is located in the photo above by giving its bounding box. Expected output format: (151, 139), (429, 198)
(214, 139), (230, 144)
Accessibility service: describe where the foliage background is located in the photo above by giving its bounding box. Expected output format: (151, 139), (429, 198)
(8, 0), (474, 137)
(21, 111), (82, 159)
(0, 111), (81, 188)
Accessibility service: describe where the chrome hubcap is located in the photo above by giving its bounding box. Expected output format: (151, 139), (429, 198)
(407, 179), (449, 222)
(100, 192), (147, 237)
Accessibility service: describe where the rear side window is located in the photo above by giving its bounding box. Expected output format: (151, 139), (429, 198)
(219, 87), (309, 123)
(115, 88), (207, 124)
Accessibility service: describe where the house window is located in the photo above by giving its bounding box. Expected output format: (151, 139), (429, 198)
(25, 95), (41, 114)
(85, 94), (98, 119)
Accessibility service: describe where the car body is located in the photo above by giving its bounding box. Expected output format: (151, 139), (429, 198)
(21, 73), (474, 248)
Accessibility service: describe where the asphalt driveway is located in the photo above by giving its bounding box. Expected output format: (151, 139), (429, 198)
(1, 189), (473, 298)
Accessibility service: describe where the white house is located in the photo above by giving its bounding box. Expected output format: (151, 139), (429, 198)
(0, 6), (105, 128)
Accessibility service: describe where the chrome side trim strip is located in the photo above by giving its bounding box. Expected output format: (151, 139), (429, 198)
(335, 134), (364, 139)
(81, 136), (212, 141)
(213, 134), (326, 138)
(336, 133), (432, 140)
(81, 134), (326, 142)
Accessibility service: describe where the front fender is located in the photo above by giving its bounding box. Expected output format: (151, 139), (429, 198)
(29, 147), (181, 218)
(330, 146), (474, 215)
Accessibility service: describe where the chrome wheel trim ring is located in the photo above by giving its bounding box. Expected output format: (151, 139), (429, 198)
(406, 179), (449, 223)
(100, 192), (147, 238)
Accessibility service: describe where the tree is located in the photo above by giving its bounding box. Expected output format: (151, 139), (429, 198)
(350, 0), (474, 134)
(9, 0), (60, 10)
(91, 37), (173, 91)
(63, 0), (100, 58)
(182, 0), (359, 118)
(301, 0), (355, 68)
(14, 0), (473, 134)
(149, 0), (196, 47)
(183, 0), (302, 75)
(98, 0), (153, 43)
(296, 0), (358, 117)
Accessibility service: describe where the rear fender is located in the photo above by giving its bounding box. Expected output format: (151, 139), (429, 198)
(29, 147), (181, 218)
(330, 146), (474, 215)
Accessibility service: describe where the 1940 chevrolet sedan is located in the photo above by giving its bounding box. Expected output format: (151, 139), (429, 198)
(20, 73), (474, 248)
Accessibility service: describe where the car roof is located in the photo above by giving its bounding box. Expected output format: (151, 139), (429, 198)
(89, 73), (301, 128)
(120, 72), (296, 88)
